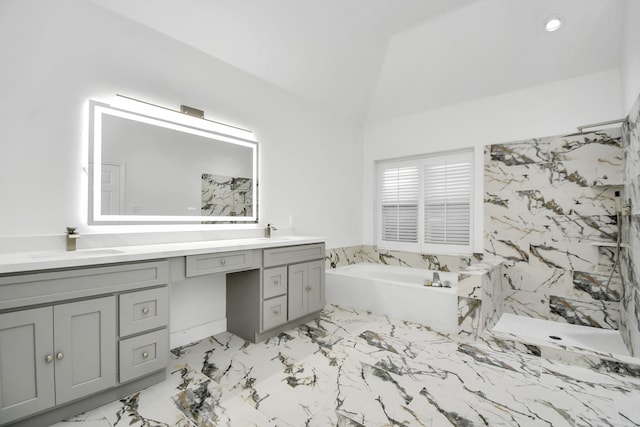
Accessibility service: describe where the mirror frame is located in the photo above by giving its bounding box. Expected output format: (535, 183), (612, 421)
(88, 99), (259, 224)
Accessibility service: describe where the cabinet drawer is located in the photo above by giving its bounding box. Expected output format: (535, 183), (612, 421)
(263, 244), (325, 268)
(119, 329), (168, 383)
(119, 287), (169, 337)
(262, 295), (287, 331)
(0, 261), (169, 311)
(186, 250), (254, 277)
(263, 266), (287, 299)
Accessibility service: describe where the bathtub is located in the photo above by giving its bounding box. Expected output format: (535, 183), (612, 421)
(325, 263), (458, 333)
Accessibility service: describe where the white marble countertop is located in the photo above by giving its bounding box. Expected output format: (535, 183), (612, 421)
(0, 236), (325, 274)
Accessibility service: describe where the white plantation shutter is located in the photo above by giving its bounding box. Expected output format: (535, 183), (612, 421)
(377, 150), (474, 254)
(380, 166), (419, 243)
(424, 159), (471, 246)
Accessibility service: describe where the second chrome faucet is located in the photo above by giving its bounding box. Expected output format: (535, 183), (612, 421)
(66, 227), (81, 251)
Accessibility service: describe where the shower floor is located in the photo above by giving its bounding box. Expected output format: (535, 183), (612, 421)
(492, 313), (630, 357)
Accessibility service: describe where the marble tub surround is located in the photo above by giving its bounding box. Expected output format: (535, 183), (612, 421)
(52, 304), (640, 427)
(456, 260), (505, 339)
(621, 92), (640, 357)
(325, 244), (481, 272)
(485, 128), (625, 330)
(325, 246), (503, 340)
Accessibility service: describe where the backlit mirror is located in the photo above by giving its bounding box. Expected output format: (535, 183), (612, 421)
(88, 100), (258, 224)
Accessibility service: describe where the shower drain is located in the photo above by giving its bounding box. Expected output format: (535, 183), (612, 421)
(548, 335), (562, 341)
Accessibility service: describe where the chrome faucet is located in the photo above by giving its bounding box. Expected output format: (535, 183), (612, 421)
(431, 271), (442, 287)
(265, 223), (277, 238)
(66, 227), (80, 251)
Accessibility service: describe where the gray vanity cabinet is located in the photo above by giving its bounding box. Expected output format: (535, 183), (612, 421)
(227, 243), (325, 343)
(0, 261), (168, 426)
(0, 297), (116, 424)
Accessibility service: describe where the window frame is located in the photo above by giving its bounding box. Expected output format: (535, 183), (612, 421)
(376, 148), (475, 255)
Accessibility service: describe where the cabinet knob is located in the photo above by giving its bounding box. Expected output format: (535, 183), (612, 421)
(142, 307), (150, 315)
(142, 352), (149, 359)
(273, 309), (279, 315)
(306, 286), (312, 292)
(220, 259), (226, 265)
(56, 352), (64, 360)
(45, 355), (54, 363)
(274, 279), (279, 285)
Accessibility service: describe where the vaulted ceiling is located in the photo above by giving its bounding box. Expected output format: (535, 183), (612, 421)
(91, 0), (624, 124)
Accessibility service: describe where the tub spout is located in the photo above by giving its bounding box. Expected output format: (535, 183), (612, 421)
(424, 271), (443, 287)
(432, 272), (442, 287)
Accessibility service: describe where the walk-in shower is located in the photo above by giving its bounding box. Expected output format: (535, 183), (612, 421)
(489, 119), (633, 359)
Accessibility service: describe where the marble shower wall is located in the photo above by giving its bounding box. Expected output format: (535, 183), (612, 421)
(485, 128), (624, 330)
(621, 93), (640, 357)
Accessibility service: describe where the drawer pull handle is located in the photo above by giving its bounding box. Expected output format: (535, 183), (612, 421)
(45, 355), (53, 363)
(220, 259), (226, 265)
(56, 352), (64, 360)
(274, 279), (279, 285)
(273, 309), (279, 315)
(142, 307), (150, 315)
(142, 352), (149, 359)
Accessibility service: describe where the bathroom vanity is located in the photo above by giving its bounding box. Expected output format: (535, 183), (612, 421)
(0, 236), (325, 427)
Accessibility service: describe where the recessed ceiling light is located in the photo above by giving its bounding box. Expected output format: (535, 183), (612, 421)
(545, 15), (563, 32)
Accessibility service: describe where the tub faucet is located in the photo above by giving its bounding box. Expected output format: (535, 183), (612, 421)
(265, 223), (277, 238)
(66, 227), (80, 251)
(431, 272), (442, 287)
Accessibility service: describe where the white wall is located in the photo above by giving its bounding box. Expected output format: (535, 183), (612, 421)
(622, 0), (640, 112)
(362, 69), (624, 245)
(0, 0), (363, 250)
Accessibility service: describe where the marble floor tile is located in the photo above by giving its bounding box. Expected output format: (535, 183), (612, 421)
(53, 304), (640, 427)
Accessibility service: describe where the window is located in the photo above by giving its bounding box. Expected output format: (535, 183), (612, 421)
(380, 166), (419, 243)
(377, 150), (474, 254)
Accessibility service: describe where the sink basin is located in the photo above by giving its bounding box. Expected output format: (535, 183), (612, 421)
(267, 236), (307, 242)
(240, 236), (307, 243)
(29, 248), (125, 259)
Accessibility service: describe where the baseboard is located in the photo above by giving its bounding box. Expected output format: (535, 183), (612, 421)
(170, 317), (227, 348)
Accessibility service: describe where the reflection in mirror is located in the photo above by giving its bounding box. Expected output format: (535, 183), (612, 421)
(88, 100), (258, 224)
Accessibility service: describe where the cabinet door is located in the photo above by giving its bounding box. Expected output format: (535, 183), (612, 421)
(0, 307), (55, 425)
(53, 296), (117, 404)
(287, 263), (308, 321)
(306, 260), (326, 313)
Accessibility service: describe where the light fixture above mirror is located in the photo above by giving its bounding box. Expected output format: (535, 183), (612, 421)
(88, 98), (258, 224)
